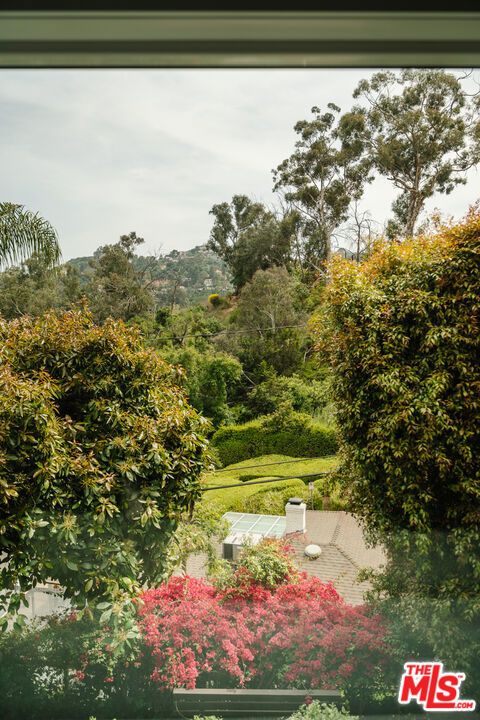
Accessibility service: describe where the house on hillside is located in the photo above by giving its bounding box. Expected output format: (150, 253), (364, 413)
(181, 499), (386, 606)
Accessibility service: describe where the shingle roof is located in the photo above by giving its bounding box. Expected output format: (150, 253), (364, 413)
(286, 510), (386, 605)
(175, 510), (385, 607)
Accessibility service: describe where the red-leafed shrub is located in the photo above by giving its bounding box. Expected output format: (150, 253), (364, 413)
(137, 571), (393, 705)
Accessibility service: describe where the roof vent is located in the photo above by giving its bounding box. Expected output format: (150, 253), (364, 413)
(304, 544), (322, 560)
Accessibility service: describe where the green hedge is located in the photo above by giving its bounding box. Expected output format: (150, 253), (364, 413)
(211, 417), (338, 466)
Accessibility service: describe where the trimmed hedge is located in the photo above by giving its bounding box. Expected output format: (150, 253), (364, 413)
(211, 417), (338, 466)
(231, 479), (307, 515)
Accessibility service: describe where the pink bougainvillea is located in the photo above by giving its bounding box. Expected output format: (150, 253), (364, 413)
(137, 572), (390, 694)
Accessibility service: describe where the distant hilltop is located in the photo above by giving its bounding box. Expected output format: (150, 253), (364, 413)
(68, 244), (233, 307)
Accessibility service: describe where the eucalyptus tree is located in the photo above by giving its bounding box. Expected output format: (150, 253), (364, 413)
(272, 103), (371, 267)
(352, 69), (480, 238)
(0, 202), (61, 269)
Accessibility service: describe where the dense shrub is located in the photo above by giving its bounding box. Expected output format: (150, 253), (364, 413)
(0, 310), (209, 617)
(316, 209), (480, 697)
(244, 372), (330, 419)
(166, 346), (242, 427)
(137, 572), (394, 710)
(211, 413), (337, 466)
(0, 542), (396, 718)
(215, 538), (299, 591)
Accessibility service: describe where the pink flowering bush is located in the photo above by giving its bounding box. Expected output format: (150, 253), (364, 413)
(0, 543), (397, 717)
(137, 565), (394, 706)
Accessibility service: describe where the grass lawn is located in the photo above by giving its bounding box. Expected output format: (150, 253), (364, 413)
(200, 454), (340, 515)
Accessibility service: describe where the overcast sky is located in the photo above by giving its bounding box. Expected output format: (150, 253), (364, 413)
(1, 69), (479, 261)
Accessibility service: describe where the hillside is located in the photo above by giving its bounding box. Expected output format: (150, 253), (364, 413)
(68, 244), (232, 307)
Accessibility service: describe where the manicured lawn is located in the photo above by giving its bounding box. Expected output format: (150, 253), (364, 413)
(200, 454), (339, 514)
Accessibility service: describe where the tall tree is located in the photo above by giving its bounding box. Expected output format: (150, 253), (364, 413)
(336, 201), (381, 263)
(273, 104), (371, 267)
(88, 231), (154, 323)
(0, 203), (61, 270)
(207, 195), (293, 292)
(227, 266), (307, 376)
(0, 309), (209, 618)
(352, 69), (480, 238)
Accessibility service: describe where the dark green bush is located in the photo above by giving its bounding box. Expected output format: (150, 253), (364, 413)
(211, 416), (338, 466)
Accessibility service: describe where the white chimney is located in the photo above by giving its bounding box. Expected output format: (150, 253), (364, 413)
(285, 497), (306, 535)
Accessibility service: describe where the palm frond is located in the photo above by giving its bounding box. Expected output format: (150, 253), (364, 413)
(0, 202), (61, 270)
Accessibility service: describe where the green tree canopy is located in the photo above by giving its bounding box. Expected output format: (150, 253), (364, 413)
(226, 266), (307, 377)
(167, 346), (242, 427)
(0, 203), (61, 270)
(207, 195), (293, 292)
(352, 69), (480, 238)
(0, 254), (82, 320)
(0, 310), (209, 621)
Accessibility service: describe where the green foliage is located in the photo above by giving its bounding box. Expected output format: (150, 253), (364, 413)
(352, 69), (480, 237)
(0, 614), (165, 720)
(288, 702), (358, 720)
(211, 414), (338, 466)
(0, 309), (209, 619)
(165, 503), (230, 579)
(317, 210), (480, 691)
(244, 371), (330, 420)
(273, 104), (371, 266)
(87, 232), (154, 323)
(261, 401), (311, 433)
(0, 202), (61, 270)
(148, 304), (224, 352)
(217, 538), (299, 590)
(166, 346), (242, 427)
(0, 254), (82, 320)
(207, 195), (293, 292)
(223, 266), (307, 377)
(155, 305), (171, 327)
(137, 305), (243, 428)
